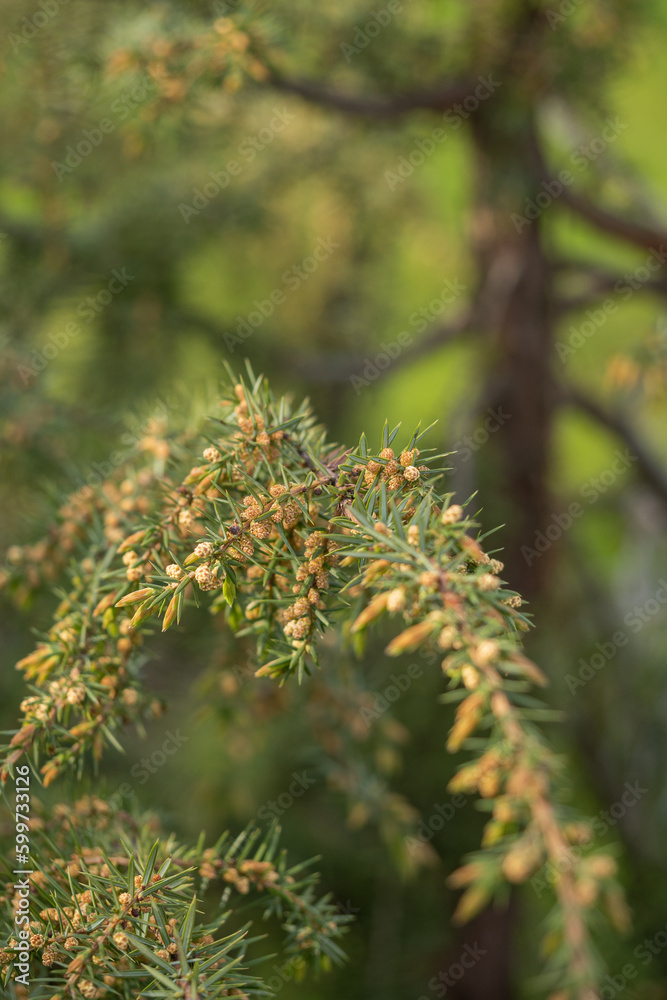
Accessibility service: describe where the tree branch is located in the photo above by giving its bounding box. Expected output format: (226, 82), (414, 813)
(528, 130), (667, 254)
(267, 73), (480, 119)
(560, 190), (667, 254)
(553, 263), (667, 314)
(293, 312), (473, 384)
(558, 385), (667, 506)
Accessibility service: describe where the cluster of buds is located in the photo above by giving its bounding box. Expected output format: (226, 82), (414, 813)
(0, 795), (349, 996)
(195, 563), (222, 591)
(0, 371), (624, 997)
(355, 447), (427, 492)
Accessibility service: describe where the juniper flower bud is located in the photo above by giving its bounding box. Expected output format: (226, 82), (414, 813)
(194, 541), (214, 558)
(441, 504), (463, 525)
(178, 508), (196, 528)
(195, 564), (214, 590)
(461, 665), (480, 689)
(407, 524), (420, 545)
(66, 686), (85, 705)
(477, 573), (500, 592)
(386, 587), (407, 613)
(166, 563), (182, 579)
(293, 597), (310, 617)
(404, 465), (420, 482)
(419, 571), (440, 590)
(203, 446), (221, 463)
(474, 639), (500, 666)
(250, 519), (270, 539)
(437, 625), (458, 650)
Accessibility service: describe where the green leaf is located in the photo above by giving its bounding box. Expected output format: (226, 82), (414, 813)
(142, 839), (161, 885)
(223, 575), (236, 606)
(180, 894), (198, 951)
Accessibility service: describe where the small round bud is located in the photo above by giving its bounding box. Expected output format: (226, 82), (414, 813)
(441, 505), (463, 525)
(166, 563), (182, 579)
(403, 465), (420, 482)
(179, 508), (196, 528)
(461, 665), (480, 690)
(386, 587), (406, 613)
(194, 541), (214, 558)
(195, 564), (215, 590)
(437, 626), (458, 650)
(475, 639), (500, 665)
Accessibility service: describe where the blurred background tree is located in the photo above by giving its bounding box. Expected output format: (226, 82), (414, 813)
(1, 1), (667, 997)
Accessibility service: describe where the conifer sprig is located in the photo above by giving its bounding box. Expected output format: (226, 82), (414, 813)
(1, 366), (628, 999)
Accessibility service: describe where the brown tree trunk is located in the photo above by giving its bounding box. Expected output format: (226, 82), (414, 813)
(470, 114), (556, 598)
(448, 115), (556, 1000)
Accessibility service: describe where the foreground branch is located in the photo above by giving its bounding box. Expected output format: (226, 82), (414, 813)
(1, 367), (630, 999)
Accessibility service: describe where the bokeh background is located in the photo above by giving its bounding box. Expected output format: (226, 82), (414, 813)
(2, 1), (667, 997)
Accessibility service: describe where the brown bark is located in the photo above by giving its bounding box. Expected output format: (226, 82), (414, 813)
(468, 115), (556, 599)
